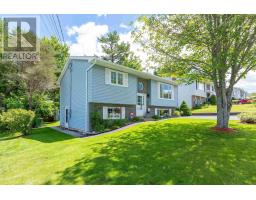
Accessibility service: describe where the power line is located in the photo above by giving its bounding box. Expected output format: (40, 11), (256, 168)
(56, 14), (65, 42)
(48, 14), (62, 42)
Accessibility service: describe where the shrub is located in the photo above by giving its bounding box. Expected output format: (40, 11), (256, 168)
(180, 101), (192, 116)
(239, 112), (256, 124)
(152, 115), (161, 120)
(0, 109), (35, 135)
(4, 95), (25, 109)
(33, 95), (56, 122)
(193, 104), (202, 109)
(172, 110), (180, 117)
(91, 111), (103, 131)
(131, 116), (141, 122)
(103, 119), (128, 130)
(208, 94), (217, 105)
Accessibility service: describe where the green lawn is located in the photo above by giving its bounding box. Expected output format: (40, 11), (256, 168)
(192, 104), (256, 113)
(1, 119), (256, 185)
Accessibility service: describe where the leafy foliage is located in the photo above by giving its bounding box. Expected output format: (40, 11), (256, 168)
(134, 15), (256, 128)
(239, 112), (256, 124)
(180, 101), (192, 116)
(172, 110), (181, 117)
(208, 94), (217, 105)
(98, 31), (142, 70)
(0, 109), (35, 135)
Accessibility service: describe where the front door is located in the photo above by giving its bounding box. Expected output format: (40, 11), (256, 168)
(136, 93), (147, 117)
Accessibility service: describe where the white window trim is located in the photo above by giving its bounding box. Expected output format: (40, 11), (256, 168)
(158, 82), (174, 100)
(197, 82), (205, 91)
(103, 106), (125, 120)
(155, 108), (172, 116)
(106, 68), (128, 87)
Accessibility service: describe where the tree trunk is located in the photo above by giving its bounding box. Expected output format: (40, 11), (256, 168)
(215, 85), (232, 129)
(28, 93), (33, 110)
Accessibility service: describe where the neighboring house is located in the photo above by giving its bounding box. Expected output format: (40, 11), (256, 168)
(58, 56), (178, 133)
(232, 87), (248, 99)
(178, 81), (215, 108)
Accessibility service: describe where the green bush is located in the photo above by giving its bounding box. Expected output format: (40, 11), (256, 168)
(4, 95), (25, 109)
(131, 116), (141, 122)
(208, 94), (217, 105)
(91, 111), (128, 132)
(0, 109), (35, 135)
(152, 115), (161, 120)
(33, 95), (56, 122)
(172, 110), (180, 117)
(239, 112), (256, 124)
(180, 101), (192, 116)
(91, 111), (103, 131)
(103, 119), (128, 130)
(193, 104), (202, 109)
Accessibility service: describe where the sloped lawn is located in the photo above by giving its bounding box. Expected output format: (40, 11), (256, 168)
(1, 119), (256, 185)
(192, 104), (256, 113)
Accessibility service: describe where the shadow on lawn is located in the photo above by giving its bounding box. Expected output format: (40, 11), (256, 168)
(24, 127), (74, 143)
(46, 120), (256, 185)
(1, 127), (73, 143)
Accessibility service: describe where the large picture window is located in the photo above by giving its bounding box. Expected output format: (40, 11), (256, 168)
(103, 106), (125, 120)
(107, 107), (121, 119)
(159, 83), (173, 99)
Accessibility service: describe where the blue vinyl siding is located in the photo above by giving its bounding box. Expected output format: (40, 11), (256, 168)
(88, 65), (137, 105)
(149, 80), (178, 107)
(60, 59), (90, 131)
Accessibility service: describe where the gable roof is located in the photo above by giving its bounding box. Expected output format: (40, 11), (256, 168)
(57, 56), (177, 85)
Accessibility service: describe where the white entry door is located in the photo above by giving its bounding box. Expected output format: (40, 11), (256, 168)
(136, 93), (147, 117)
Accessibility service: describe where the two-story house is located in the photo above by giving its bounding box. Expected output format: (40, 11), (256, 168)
(58, 56), (178, 133)
(178, 81), (215, 108)
(232, 87), (248, 99)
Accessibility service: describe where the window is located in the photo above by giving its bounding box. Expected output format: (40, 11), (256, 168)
(107, 107), (121, 119)
(155, 108), (171, 117)
(118, 73), (123, 85)
(110, 70), (124, 86)
(198, 82), (205, 91)
(103, 106), (125, 119)
(106, 68), (128, 87)
(111, 71), (117, 84)
(159, 83), (173, 99)
(138, 82), (144, 91)
(206, 84), (211, 91)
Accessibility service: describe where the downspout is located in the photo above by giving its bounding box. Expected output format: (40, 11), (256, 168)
(69, 62), (73, 119)
(84, 59), (96, 134)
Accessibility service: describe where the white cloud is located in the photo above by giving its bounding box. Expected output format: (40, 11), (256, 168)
(236, 71), (256, 93)
(66, 22), (109, 56)
(120, 23), (130, 30)
(96, 14), (107, 17)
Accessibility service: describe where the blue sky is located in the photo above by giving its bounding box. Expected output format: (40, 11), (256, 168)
(1, 14), (255, 93)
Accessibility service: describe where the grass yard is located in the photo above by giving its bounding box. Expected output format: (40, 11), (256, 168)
(1, 119), (256, 185)
(192, 104), (256, 114)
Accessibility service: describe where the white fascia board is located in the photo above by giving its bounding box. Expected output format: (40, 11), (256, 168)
(90, 58), (178, 86)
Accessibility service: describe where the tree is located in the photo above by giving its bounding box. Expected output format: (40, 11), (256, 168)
(98, 31), (142, 70)
(135, 15), (256, 129)
(179, 101), (192, 116)
(208, 94), (217, 105)
(20, 40), (56, 110)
